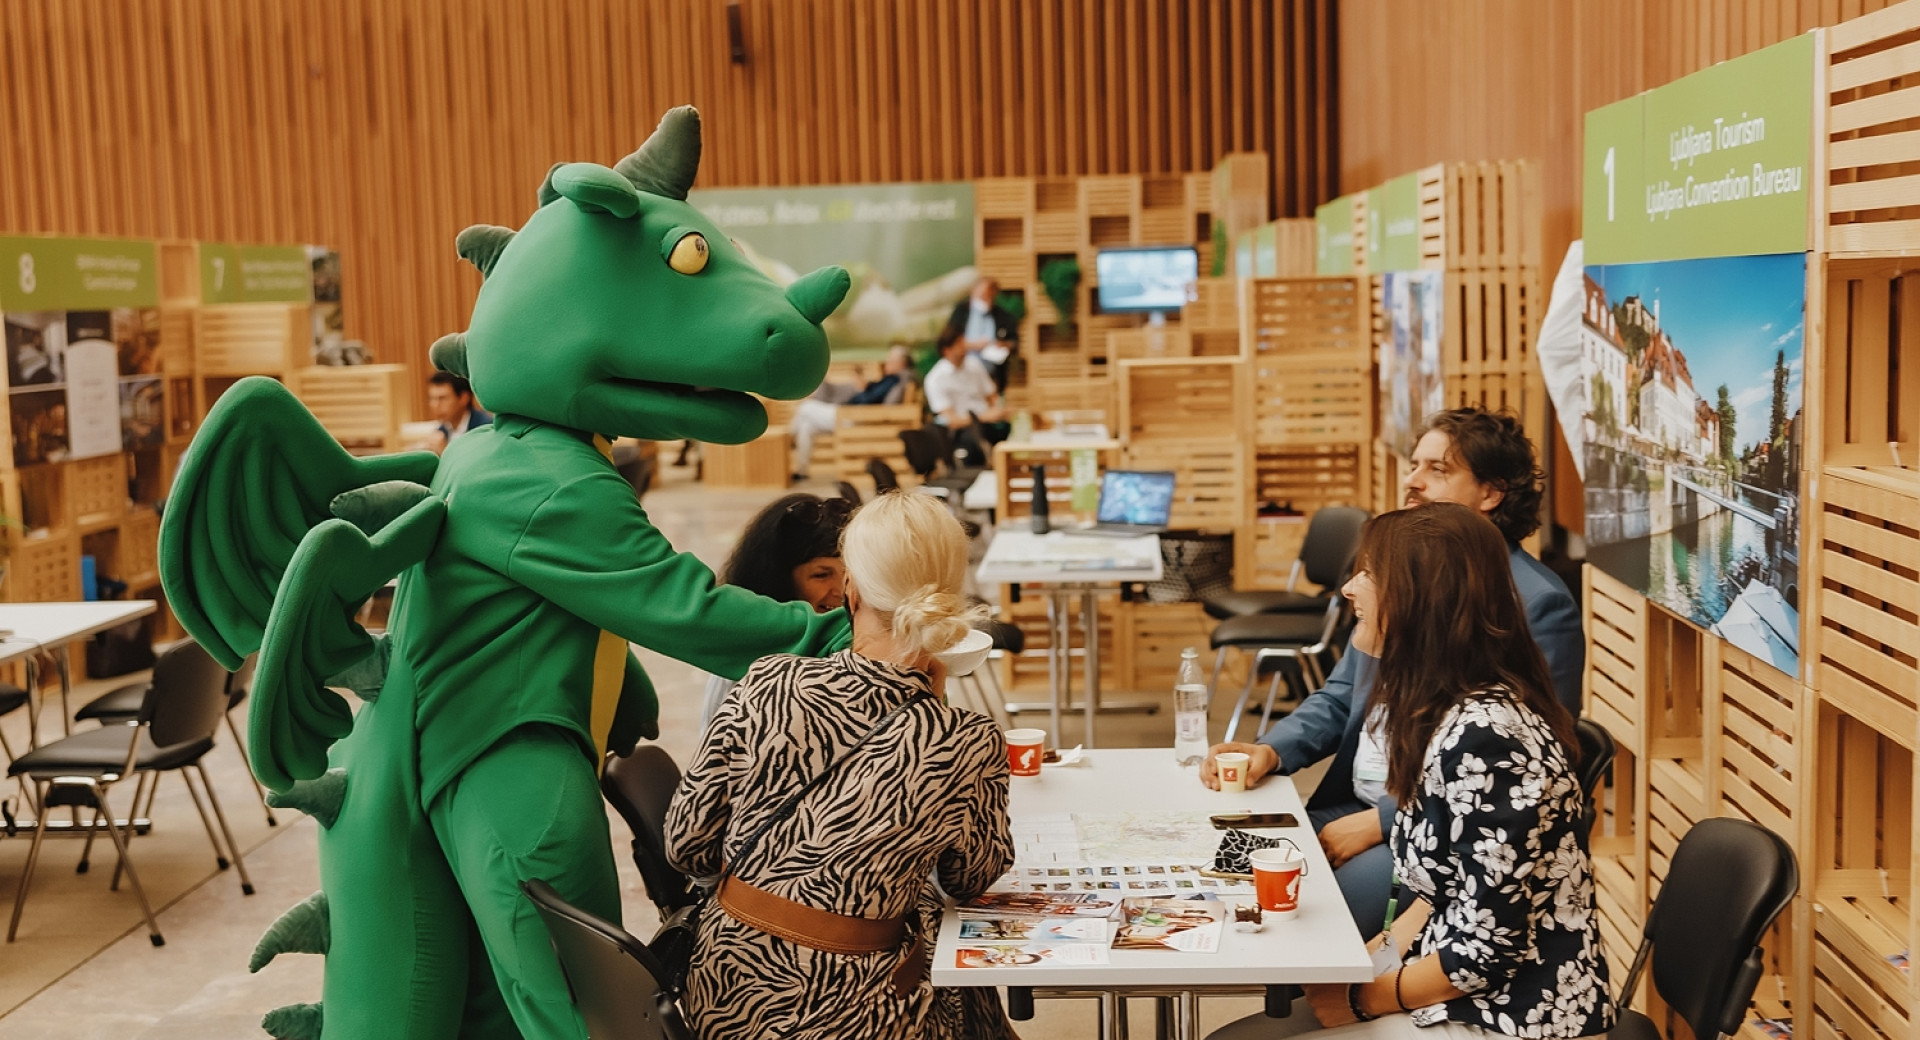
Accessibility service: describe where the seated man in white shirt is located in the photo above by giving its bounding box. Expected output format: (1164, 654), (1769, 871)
(923, 323), (1008, 467)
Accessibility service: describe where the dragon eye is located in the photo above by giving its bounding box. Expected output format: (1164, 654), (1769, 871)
(665, 231), (710, 275)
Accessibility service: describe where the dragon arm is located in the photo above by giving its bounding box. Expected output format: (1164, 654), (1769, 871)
(250, 490), (447, 791)
(507, 472), (851, 681)
(158, 377), (437, 669)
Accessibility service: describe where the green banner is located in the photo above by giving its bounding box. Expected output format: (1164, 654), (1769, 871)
(1315, 195), (1356, 275)
(0, 236), (158, 311)
(1233, 230), (1256, 278)
(1585, 33), (1814, 264)
(688, 182), (975, 352)
(1253, 224), (1278, 277)
(1366, 173), (1421, 273)
(199, 243), (311, 304)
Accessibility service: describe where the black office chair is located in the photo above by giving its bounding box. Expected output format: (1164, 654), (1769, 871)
(1574, 718), (1616, 822)
(1201, 505), (1369, 620)
(1211, 591), (1351, 743)
(76, 652), (275, 826)
(1612, 817), (1798, 1040)
(865, 458), (902, 495)
(7, 638), (255, 945)
(523, 878), (696, 1040)
(600, 746), (698, 918)
(834, 480), (863, 506)
(899, 425), (983, 499)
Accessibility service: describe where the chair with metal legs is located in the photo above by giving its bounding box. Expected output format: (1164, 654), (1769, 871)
(75, 652), (275, 827)
(1209, 592), (1350, 744)
(6, 638), (254, 945)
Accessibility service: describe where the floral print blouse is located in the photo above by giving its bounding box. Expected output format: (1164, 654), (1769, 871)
(1392, 694), (1614, 1038)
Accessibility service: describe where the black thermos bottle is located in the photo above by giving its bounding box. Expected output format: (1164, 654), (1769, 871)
(1030, 464), (1051, 534)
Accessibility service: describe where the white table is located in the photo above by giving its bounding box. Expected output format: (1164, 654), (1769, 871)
(0, 600), (159, 746)
(932, 749), (1374, 1038)
(975, 528), (1163, 746)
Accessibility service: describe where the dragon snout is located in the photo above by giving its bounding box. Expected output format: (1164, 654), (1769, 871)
(785, 266), (851, 326)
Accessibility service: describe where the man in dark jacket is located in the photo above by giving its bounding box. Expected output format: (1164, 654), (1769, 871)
(947, 276), (1019, 392)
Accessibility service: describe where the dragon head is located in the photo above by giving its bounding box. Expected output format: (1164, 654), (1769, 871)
(435, 107), (850, 444)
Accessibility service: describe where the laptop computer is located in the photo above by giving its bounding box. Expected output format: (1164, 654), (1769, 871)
(1075, 469), (1176, 537)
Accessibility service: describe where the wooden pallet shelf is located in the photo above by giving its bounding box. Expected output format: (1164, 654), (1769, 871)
(1252, 443), (1371, 515)
(1124, 438), (1246, 531)
(1823, 4), (1920, 257)
(1241, 277), (1370, 365)
(1812, 467), (1919, 750)
(1820, 260), (1919, 470)
(1231, 516), (1309, 591)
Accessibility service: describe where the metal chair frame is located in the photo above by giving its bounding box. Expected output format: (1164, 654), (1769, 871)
(1214, 594), (1350, 744)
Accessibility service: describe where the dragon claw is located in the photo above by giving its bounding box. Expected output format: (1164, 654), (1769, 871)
(261, 1002), (323, 1040)
(265, 769), (347, 828)
(250, 891), (330, 972)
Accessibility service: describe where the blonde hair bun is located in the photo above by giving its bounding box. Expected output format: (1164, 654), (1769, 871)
(841, 494), (987, 659)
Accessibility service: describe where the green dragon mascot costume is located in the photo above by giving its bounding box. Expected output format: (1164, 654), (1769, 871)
(158, 107), (854, 1039)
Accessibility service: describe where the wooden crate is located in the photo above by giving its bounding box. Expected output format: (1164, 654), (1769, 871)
(1125, 601), (1220, 694)
(1116, 357), (1249, 443)
(1426, 160), (1542, 271)
(704, 427), (790, 488)
(1185, 278), (1240, 331)
(832, 403), (920, 492)
(1026, 376), (1114, 423)
(1646, 604), (1710, 763)
(1190, 329), (1242, 357)
(1139, 174), (1193, 245)
(193, 303), (309, 376)
(1186, 171), (1214, 216)
(1586, 566), (1652, 757)
(1275, 219), (1318, 277)
(1241, 277), (1370, 365)
(1445, 268), (1540, 380)
(1026, 349), (1089, 386)
(975, 247), (1031, 285)
(1208, 153), (1269, 246)
(1717, 644), (1806, 844)
(287, 364), (409, 454)
(976, 177), (1034, 254)
(1107, 328), (1192, 362)
(976, 177), (1035, 220)
(1232, 516), (1309, 591)
(993, 441), (1121, 522)
(1370, 442), (1405, 516)
(6, 532), (81, 602)
(1591, 743), (1649, 990)
(1812, 467), (1919, 747)
(1645, 756), (1711, 904)
(1820, 260), (1919, 469)
(1350, 190), (1370, 276)
(1251, 358), (1374, 447)
(1810, 703), (1918, 1040)
(159, 306), (195, 372)
(1824, 5), (1920, 256)
(1441, 369), (1549, 452)
(69, 454), (128, 529)
(120, 507), (161, 589)
(1033, 178), (1083, 252)
(1124, 438), (1245, 531)
(996, 592), (1125, 696)
(1252, 444), (1370, 515)
(158, 239), (200, 304)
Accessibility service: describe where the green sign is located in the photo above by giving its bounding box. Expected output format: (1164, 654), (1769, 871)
(0, 236), (158, 311)
(1315, 195), (1355, 275)
(1070, 449), (1100, 512)
(1585, 33), (1814, 264)
(1253, 224), (1278, 277)
(1365, 173), (1422, 272)
(200, 243), (311, 304)
(689, 182), (975, 351)
(1234, 230), (1256, 278)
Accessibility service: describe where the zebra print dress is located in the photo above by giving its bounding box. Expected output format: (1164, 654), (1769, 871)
(665, 650), (1019, 1040)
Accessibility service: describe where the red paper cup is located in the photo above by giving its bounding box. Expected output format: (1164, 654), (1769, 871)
(1005, 729), (1046, 777)
(1249, 847), (1306, 914)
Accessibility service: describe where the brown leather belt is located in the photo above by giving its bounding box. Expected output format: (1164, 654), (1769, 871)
(717, 876), (926, 999)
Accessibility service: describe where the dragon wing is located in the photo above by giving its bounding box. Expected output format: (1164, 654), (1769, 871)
(158, 376), (438, 669)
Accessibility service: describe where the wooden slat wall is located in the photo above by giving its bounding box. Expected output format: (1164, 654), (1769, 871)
(1338, 0), (1904, 310)
(1338, 0), (1904, 529)
(0, 0), (1336, 415)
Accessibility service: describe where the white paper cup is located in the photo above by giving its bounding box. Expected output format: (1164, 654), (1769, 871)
(1215, 751), (1251, 793)
(1005, 728), (1046, 777)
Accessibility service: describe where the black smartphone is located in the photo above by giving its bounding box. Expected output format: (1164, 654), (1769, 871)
(1210, 812), (1301, 830)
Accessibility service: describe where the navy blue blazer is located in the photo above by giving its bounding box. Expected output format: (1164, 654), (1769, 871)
(1259, 544), (1585, 835)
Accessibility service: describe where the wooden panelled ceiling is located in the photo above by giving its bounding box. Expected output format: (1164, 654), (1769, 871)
(0, 0), (1337, 392)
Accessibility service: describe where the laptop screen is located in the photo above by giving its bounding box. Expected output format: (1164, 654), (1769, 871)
(1096, 470), (1177, 526)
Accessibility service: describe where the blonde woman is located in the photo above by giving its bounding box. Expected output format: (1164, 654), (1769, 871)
(666, 493), (1017, 1040)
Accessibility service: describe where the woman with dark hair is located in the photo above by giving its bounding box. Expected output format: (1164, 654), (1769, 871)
(698, 492), (855, 726)
(1214, 502), (1610, 1040)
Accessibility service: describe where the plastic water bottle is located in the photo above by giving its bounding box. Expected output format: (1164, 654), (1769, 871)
(1173, 647), (1209, 766)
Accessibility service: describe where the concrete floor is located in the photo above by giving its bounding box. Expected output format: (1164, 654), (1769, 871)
(0, 460), (1299, 1038)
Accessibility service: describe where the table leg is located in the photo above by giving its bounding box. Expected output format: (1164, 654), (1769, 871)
(1174, 991), (1200, 1040)
(55, 645), (72, 738)
(1097, 991), (1122, 1040)
(1044, 591), (1065, 742)
(1081, 589), (1098, 748)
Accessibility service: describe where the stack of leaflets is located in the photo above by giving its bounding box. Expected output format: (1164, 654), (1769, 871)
(1111, 896), (1225, 953)
(952, 892), (1117, 969)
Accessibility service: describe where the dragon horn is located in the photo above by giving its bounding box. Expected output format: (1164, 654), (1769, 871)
(615, 106), (702, 200)
(250, 891), (330, 972)
(456, 224), (516, 279)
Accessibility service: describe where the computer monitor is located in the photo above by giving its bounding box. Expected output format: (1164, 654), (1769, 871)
(1095, 246), (1200, 315)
